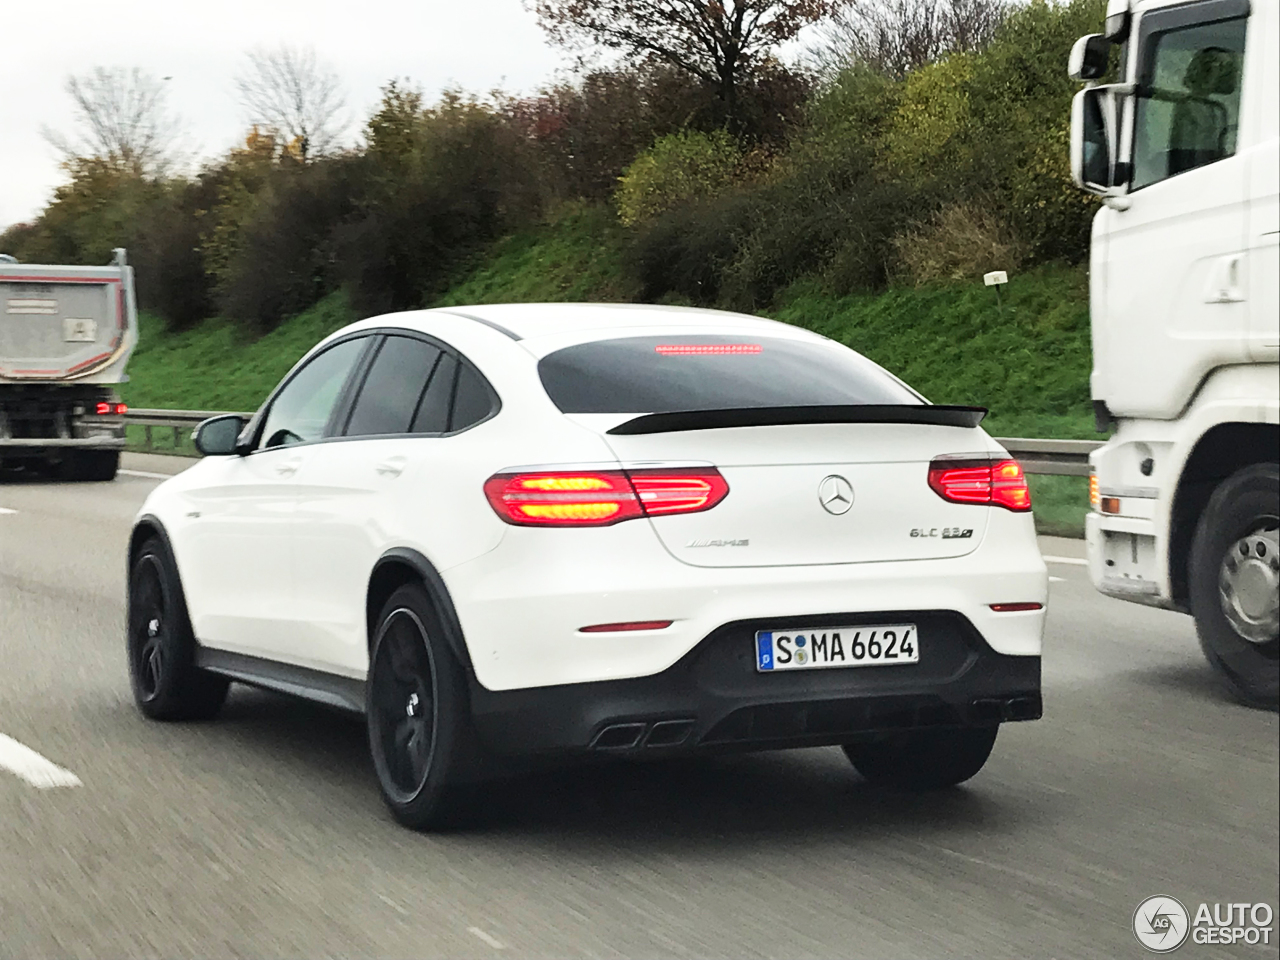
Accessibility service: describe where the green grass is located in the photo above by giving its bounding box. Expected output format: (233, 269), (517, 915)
(769, 266), (1096, 439)
(436, 203), (635, 306)
(1027, 474), (1090, 538)
(122, 292), (356, 413)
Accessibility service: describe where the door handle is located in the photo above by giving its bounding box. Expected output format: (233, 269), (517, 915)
(1204, 253), (1247, 303)
(275, 457), (302, 477)
(375, 456), (407, 478)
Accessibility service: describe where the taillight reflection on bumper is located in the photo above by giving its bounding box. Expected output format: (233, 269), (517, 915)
(484, 467), (729, 527)
(928, 457), (1032, 512)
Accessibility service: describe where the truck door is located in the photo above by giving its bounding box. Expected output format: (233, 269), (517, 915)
(1246, 0), (1278, 361)
(1095, 0), (1251, 419)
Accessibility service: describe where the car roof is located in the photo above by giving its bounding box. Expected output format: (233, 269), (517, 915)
(426, 302), (816, 344)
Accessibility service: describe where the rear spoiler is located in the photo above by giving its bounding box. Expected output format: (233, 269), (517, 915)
(606, 405), (988, 436)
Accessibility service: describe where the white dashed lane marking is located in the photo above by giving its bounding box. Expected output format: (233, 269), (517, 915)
(0, 506), (16, 515)
(0, 734), (82, 789)
(468, 927), (506, 950)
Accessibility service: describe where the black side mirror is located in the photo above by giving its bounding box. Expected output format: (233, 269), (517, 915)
(1068, 34), (1112, 82)
(1071, 86), (1122, 193)
(193, 415), (247, 456)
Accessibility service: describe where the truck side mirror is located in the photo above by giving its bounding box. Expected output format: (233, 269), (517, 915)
(193, 415), (246, 457)
(1070, 87), (1121, 194)
(1068, 34), (1112, 81)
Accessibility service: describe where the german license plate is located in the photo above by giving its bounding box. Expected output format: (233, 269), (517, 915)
(755, 624), (918, 672)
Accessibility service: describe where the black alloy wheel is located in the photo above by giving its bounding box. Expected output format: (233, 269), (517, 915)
(126, 538), (229, 720)
(366, 584), (480, 830)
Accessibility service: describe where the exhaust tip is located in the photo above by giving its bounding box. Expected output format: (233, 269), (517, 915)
(590, 722), (647, 750)
(644, 719), (695, 747)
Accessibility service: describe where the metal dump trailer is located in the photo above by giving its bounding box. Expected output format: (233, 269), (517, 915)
(0, 248), (138, 480)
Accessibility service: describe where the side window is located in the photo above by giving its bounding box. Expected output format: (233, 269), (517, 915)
(411, 353), (456, 434)
(451, 361), (496, 431)
(345, 336), (442, 437)
(259, 337), (367, 450)
(1131, 15), (1247, 189)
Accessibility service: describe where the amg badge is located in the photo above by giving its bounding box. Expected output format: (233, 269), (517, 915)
(911, 527), (974, 539)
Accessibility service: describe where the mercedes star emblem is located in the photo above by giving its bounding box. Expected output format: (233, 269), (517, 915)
(818, 475), (854, 515)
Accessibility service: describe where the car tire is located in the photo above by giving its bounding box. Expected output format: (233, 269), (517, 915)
(127, 537), (230, 721)
(366, 584), (480, 830)
(843, 726), (999, 790)
(1188, 463), (1279, 711)
(58, 450), (119, 481)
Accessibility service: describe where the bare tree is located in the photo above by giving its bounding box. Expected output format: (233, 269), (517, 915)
(809, 0), (1007, 80)
(531, 0), (846, 130)
(43, 67), (182, 175)
(234, 45), (347, 160)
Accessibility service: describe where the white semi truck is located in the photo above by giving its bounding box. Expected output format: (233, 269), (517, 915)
(0, 248), (138, 481)
(1068, 0), (1278, 708)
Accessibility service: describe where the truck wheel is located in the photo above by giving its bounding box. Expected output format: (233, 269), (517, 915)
(1189, 463), (1279, 711)
(58, 450), (119, 481)
(127, 537), (229, 721)
(843, 726), (998, 790)
(366, 584), (479, 830)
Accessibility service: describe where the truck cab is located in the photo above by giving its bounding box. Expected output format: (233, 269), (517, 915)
(1069, 0), (1278, 708)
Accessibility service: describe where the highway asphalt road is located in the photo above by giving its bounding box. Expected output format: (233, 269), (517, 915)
(1, 454), (1276, 959)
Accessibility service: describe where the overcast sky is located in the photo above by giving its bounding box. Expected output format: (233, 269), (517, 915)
(0, 0), (567, 230)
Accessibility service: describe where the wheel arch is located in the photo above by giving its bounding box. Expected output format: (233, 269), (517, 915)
(367, 548), (475, 677)
(128, 515), (175, 578)
(1169, 422), (1280, 605)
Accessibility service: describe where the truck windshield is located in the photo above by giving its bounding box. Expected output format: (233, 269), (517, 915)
(537, 335), (919, 414)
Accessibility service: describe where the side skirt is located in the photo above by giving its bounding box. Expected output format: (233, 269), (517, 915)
(197, 647), (367, 715)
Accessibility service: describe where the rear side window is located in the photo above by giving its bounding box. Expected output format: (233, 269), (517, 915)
(345, 336), (442, 437)
(410, 353), (456, 433)
(538, 335), (918, 414)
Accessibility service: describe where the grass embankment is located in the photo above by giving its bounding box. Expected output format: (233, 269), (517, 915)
(121, 206), (1093, 533)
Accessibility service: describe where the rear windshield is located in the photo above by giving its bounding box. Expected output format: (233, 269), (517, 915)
(538, 335), (919, 414)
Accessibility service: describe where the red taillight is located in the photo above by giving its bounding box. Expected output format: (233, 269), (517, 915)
(94, 402), (128, 415)
(484, 467), (728, 527)
(928, 458), (1032, 512)
(115, 402), (128, 415)
(95, 401), (111, 415)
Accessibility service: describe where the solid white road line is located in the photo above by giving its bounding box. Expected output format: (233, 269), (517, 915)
(1043, 555), (1088, 566)
(0, 734), (82, 789)
(118, 468), (180, 481)
(0, 506), (15, 515)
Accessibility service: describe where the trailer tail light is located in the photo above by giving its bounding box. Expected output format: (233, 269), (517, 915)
(928, 457), (1032, 512)
(94, 402), (128, 415)
(484, 467), (728, 527)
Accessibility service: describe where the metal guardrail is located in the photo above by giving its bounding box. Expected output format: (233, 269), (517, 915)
(125, 409), (1103, 475)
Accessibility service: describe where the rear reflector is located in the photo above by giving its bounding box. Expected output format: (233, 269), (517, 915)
(1100, 496), (1120, 515)
(928, 457), (1032, 512)
(989, 602), (1043, 612)
(485, 467), (728, 527)
(579, 620), (674, 633)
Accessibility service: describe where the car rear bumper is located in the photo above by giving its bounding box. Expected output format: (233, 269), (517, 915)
(467, 610), (1041, 758)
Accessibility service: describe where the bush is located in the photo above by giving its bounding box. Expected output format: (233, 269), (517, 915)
(891, 200), (1026, 285)
(615, 129), (743, 226)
